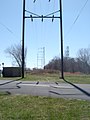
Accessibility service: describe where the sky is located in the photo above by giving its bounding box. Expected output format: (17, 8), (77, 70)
(0, 0), (90, 69)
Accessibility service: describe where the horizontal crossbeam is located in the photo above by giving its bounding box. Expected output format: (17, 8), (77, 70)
(25, 16), (60, 19)
(25, 10), (60, 18)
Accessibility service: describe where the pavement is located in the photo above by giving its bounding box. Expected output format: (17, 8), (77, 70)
(0, 80), (90, 101)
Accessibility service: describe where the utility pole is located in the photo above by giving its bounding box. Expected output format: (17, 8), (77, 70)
(21, 0), (64, 79)
(43, 47), (45, 69)
(37, 47), (45, 69)
(22, 0), (25, 78)
(65, 46), (69, 58)
(60, 0), (64, 79)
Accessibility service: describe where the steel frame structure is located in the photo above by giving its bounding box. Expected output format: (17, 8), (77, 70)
(22, 0), (64, 79)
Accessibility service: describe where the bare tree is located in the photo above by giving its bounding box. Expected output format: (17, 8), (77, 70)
(45, 46), (90, 74)
(77, 47), (90, 73)
(5, 44), (27, 67)
(45, 56), (61, 70)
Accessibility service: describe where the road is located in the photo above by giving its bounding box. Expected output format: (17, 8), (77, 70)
(0, 80), (90, 101)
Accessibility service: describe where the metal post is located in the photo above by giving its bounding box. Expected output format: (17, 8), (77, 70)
(43, 47), (45, 69)
(22, 0), (25, 78)
(60, 0), (64, 79)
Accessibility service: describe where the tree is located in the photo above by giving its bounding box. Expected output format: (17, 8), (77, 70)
(5, 43), (27, 67)
(63, 57), (78, 73)
(45, 46), (90, 74)
(45, 56), (61, 70)
(77, 47), (90, 74)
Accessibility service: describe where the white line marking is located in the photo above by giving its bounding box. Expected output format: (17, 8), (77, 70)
(51, 85), (74, 89)
(19, 84), (74, 88)
(20, 84), (49, 87)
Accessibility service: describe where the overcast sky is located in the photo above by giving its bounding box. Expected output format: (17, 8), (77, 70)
(0, 0), (90, 68)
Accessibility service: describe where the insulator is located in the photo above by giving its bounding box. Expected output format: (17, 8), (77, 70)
(30, 15), (33, 22)
(31, 18), (33, 22)
(41, 15), (43, 22)
(52, 15), (54, 22)
(33, 0), (36, 3)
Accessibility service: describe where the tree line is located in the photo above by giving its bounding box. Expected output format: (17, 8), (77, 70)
(45, 47), (90, 74)
(5, 44), (90, 74)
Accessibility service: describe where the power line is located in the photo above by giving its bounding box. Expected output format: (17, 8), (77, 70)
(25, 10), (40, 17)
(45, 10), (60, 17)
(0, 21), (21, 43)
(0, 22), (13, 34)
(65, 0), (89, 38)
(73, 0), (88, 25)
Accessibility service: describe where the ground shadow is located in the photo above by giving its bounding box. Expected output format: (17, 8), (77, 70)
(63, 78), (90, 97)
(0, 78), (22, 86)
(49, 90), (83, 96)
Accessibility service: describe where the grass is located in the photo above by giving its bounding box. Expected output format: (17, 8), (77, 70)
(24, 73), (62, 82)
(0, 77), (21, 80)
(23, 72), (90, 84)
(65, 74), (90, 84)
(0, 71), (90, 119)
(0, 95), (90, 120)
(0, 70), (90, 84)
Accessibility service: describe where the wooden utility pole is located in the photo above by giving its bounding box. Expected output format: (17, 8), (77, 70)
(22, 0), (25, 78)
(60, 0), (64, 79)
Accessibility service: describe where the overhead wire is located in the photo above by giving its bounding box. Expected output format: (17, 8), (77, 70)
(0, 21), (21, 43)
(0, 22), (13, 34)
(65, 0), (89, 38)
(45, 10), (60, 17)
(25, 10), (40, 17)
(73, 0), (89, 25)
